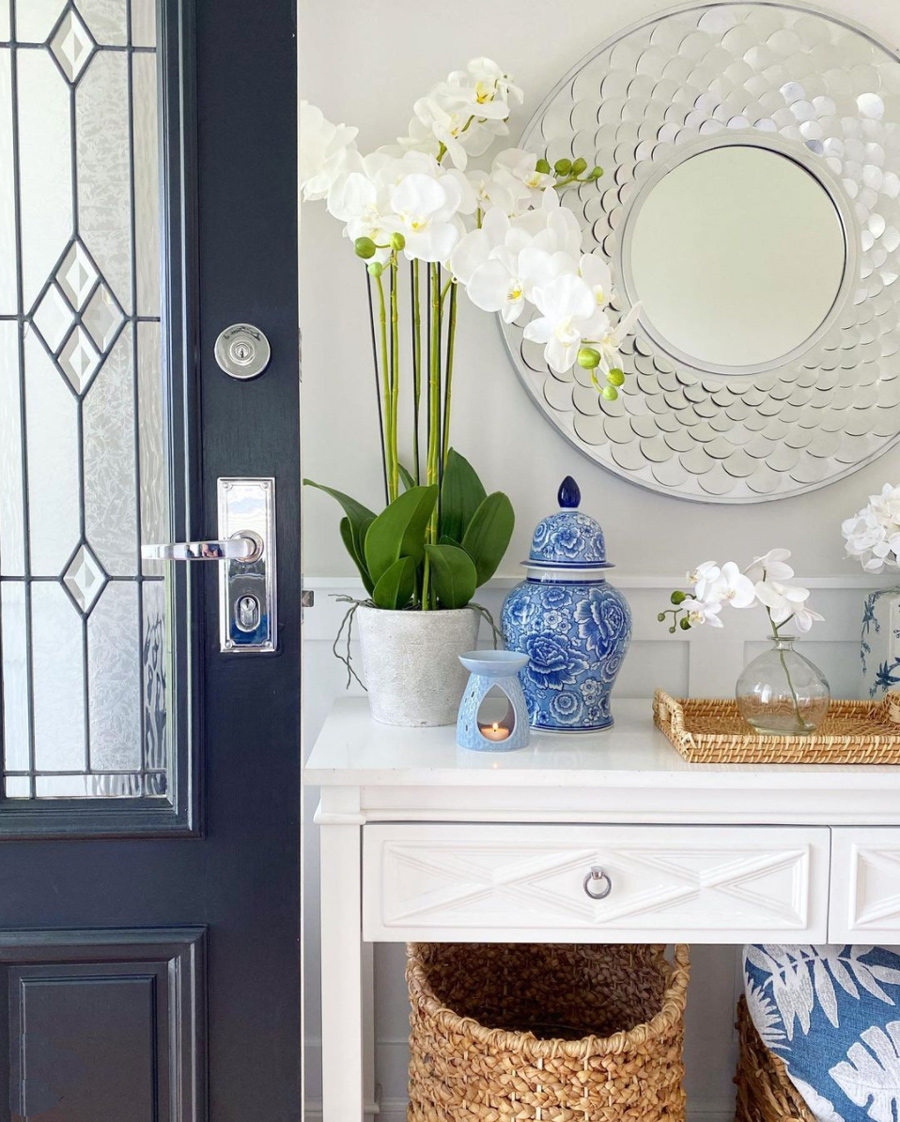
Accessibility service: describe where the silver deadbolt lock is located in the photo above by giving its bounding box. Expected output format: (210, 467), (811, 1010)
(215, 323), (271, 380)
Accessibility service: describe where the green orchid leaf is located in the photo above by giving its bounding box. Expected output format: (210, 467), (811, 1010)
(461, 492), (515, 586)
(364, 484), (438, 586)
(339, 517), (374, 595)
(398, 463), (417, 492)
(424, 543), (477, 610)
(371, 556), (416, 610)
(440, 449), (486, 545)
(303, 478), (376, 561)
(439, 534), (461, 547)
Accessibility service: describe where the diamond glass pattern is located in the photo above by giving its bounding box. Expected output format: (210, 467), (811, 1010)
(56, 240), (98, 310)
(83, 283), (123, 352)
(58, 324), (100, 392)
(0, 0), (169, 801)
(501, 3), (900, 503)
(63, 542), (105, 613)
(49, 8), (96, 84)
(33, 283), (74, 352)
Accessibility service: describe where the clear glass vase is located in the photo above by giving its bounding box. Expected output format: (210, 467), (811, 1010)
(736, 636), (831, 735)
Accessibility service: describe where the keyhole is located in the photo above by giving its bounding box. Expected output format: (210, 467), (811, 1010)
(230, 339), (254, 364)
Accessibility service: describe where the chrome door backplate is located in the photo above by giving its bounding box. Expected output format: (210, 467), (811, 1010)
(217, 477), (277, 653)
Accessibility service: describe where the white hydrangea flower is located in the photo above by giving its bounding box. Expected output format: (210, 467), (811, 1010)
(842, 484), (900, 572)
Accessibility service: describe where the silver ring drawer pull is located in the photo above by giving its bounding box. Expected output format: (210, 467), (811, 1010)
(583, 866), (612, 900)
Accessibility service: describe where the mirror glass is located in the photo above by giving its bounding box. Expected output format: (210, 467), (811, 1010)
(628, 145), (846, 370)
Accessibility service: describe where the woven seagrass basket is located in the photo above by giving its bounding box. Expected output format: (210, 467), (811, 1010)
(407, 942), (691, 1122)
(734, 997), (813, 1122)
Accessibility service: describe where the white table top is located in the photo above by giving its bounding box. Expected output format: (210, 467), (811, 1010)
(305, 698), (900, 793)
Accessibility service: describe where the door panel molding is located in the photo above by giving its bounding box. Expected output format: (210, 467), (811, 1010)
(1, 927), (205, 1122)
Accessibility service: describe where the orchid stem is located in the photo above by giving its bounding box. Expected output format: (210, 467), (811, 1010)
(442, 281), (457, 475)
(389, 254), (400, 501)
(424, 261), (442, 610)
(366, 271), (389, 506)
(375, 272), (395, 503)
(411, 260), (422, 485)
(768, 608), (804, 732)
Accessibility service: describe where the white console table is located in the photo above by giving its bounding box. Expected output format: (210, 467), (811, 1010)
(305, 697), (900, 1122)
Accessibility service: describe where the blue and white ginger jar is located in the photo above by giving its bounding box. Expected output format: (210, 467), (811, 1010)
(501, 477), (632, 732)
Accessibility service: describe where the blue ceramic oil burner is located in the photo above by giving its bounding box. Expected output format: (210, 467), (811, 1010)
(457, 651), (530, 751)
(501, 477), (632, 732)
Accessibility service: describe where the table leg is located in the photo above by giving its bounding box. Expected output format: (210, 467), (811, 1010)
(320, 821), (364, 1121)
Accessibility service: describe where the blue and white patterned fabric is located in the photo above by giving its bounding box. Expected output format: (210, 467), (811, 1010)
(744, 944), (900, 1122)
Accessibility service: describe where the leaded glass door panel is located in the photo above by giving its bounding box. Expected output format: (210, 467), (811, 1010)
(0, 0), (301, 1117)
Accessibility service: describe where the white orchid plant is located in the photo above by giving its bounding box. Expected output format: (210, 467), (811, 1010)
(300, 59), (640, 612)
(658, 549), (824, 637)
(841, 483), (900, 573)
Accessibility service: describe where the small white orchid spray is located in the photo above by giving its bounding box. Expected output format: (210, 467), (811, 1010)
(841, 483), (900, 572)
(658, 549), (824, 637)
(301, 58), (640, 613)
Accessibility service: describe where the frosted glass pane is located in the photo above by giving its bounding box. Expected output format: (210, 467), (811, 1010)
(17, 49), (72, 310)
(131, 0), (156, 47)
(0, 51), (14, 314)
(138, 322), (168, 574)
(134, 51), (159, 315)
(36, 774), (141, 798)
(76, 50), (131, 313)
(0, 320), (24, 574)
(142, 577), (167, 770)
(89, 582), (141, 770)
(25, 332), (80, 576)
(2, 0), (167, 805)
(31, 582), (85, 772)
(14, 0), (66, 44)
(78, 0), (127, 46)
(1, 583), (29, 771)
(84, 327), (137, 575)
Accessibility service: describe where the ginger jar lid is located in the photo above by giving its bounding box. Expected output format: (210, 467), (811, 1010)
(525, 477), (614, 571)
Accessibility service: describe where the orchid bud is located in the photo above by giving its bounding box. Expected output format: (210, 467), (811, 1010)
(601, 385), (618, 401)
(354, 236), (377, 259)
(367, 260), (383, 277)
(607, 368), (625, 387)
(679, 617), (691, 630)
(589, 166), (604, 180)
(571, 157), (587, 176)
(657, 612), (666, 622)
(535, 157), (551, 174)
(389, 232), (406, 251)
(577, 346), (601, 369)
(553, 157), (572, 175)
(671, 591), (686, 605)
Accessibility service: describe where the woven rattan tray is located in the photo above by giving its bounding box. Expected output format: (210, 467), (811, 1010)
(653, 689), (900, 764)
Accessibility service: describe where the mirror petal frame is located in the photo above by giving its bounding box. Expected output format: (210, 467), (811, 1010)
(500, 1), (900, 503)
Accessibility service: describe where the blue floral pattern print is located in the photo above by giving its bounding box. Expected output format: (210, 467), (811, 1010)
(860, 588), (900, 697)
(502, 578), (632, 731)
(529, 511), (607, 567)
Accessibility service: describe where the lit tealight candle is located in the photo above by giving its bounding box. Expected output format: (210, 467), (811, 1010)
(479, 722), (511, 742)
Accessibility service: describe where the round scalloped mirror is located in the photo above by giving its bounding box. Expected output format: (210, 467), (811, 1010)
(501, 3), (900, 503)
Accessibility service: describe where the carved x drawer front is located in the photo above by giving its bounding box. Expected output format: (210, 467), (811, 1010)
(363, 824), (830, 944)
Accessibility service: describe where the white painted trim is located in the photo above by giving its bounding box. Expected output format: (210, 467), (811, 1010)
(302, 572), (900, 591)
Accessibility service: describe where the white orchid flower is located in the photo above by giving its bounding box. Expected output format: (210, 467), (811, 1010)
(467, 245), (573, 324)
(511, 188), (582, 258)
(681, 597), (724, 628)
(842, 485), (900, 572)
(460, 57), (523, 113)
(585, 302), (641, 376)
(793, 603), (825, 633)
(385, 173), (465, 263)
(705, 561), (756, 609)
(326, 170), (392, 262)
(300, 101), (359, 201)
(523, 273), (599, 373)
(688, 561), (720, 596)
(473, 148), (554, 212)
(579, 253), (615, 310)
(744, 547), (795, 583)
(754, 578), (811, 625)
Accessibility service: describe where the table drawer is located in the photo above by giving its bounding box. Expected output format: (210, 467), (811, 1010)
(363, 824), (829, 943)
(830, 828), (900, 942)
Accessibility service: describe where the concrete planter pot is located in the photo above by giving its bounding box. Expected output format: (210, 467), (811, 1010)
(357, 606), (480, 727)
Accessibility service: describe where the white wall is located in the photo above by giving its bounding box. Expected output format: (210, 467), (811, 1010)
(299, 1), (900, 1118)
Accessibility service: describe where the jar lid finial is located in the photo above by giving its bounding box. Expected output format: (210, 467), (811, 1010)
(558, 476), (581, 509)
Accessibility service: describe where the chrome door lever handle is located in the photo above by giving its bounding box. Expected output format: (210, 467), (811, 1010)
(141, 531), (262, 563)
